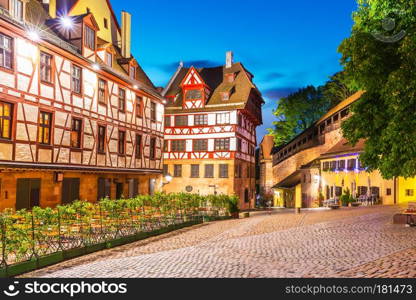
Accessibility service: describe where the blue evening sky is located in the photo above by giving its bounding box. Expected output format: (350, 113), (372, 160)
(111, 0), (358, 144)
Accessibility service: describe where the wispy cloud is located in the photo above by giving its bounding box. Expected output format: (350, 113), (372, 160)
(263, 72), (286, 81)
(263, 87), (299, 100)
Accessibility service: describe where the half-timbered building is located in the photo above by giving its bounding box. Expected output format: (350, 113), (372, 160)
(0, 0), (165, 210)
(162, 52), (264, 209)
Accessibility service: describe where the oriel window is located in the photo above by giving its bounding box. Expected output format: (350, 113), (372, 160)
(0, 34), (13, 70)
(40, 52), (52, 83)
(97, 125), (106, 153)
(0, 102), (13, 140)
(118, 130), (126, 154)
(38, 112), (52, 145)
(71, 118), (82, 148)
(84, 26), (96, 50)
(71, 65), (82, 94)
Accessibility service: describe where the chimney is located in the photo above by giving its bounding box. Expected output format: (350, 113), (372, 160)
(42, 0), (56, 18)
(121, 11), (132, 58)
(226, 51), (234, 68)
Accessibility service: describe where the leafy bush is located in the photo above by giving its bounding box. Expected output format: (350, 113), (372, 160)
(0, 193), (239, 266)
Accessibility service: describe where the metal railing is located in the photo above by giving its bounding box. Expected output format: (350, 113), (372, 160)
(0, 196), (230, 268)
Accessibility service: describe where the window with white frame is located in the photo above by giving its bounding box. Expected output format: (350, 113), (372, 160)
(105, 51), (112, 67)
(0, 34), (13, 69)
(10, 0), (23, 21)
(216, 113), (230, 125)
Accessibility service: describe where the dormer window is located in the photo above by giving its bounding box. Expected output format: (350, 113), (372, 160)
(84, 26), (96, 50)
(221, 92), (230, 101)
(225, 73), (235, 83)
(105, 51), (112, 67)
(10, 0), (23, 22)
(185, 89), (202, 100)
(130, 65), (136, 79)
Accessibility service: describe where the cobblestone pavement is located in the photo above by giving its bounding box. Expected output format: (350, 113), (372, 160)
(22, 206), (416, 278)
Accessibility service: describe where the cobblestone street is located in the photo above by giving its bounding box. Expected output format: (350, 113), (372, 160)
(23, 206), (416, 278)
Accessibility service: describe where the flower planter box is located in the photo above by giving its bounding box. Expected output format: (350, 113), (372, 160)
(85, 243), (107, 254)
(6, 259), (37, 277)
(352, 202), (360, 207)
(63, 247), (87, 260)
(37, 252), (64, 268)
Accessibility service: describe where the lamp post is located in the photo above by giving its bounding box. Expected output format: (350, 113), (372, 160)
(162, 173), (173, 187)
(209, 185), (218, 195)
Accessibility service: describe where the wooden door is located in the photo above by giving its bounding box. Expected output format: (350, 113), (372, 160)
(98, 178), (111, 200)
(16, 178), (41, 210)
(128, 179), (139, 198)
(62, 178), (80, 205)
(116, 183), (124, 199)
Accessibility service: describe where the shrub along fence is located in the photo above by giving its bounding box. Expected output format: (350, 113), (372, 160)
(0, 193), (239, 277)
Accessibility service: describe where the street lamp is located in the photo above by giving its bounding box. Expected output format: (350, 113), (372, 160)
(162, 173), (173, 186)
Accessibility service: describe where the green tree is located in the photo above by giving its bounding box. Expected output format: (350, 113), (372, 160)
(339, 0), (416, 179)
(268, 73), (355, 147)
(322, 72), (357, 107)
(268, 86), (325, 146)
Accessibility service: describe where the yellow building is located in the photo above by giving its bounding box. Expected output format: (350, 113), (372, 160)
(319, 139), (395, 205)
(272, 91), (416, 208)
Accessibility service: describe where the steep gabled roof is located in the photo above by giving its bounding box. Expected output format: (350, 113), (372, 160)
(163, 62), (263, 112)
(24, 0), (159, 97)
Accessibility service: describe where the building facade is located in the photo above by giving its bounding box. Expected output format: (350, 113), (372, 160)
(272, 92), (361, 208)
(272, 91), (416, 208)
(162, 53), (264, 210)
(0, 0), (165, 210)
(258, 135), (274, 204)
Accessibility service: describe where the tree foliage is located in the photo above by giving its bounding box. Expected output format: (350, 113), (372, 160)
(339, 0), (416, 179)
(268, 73), (355, 147)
